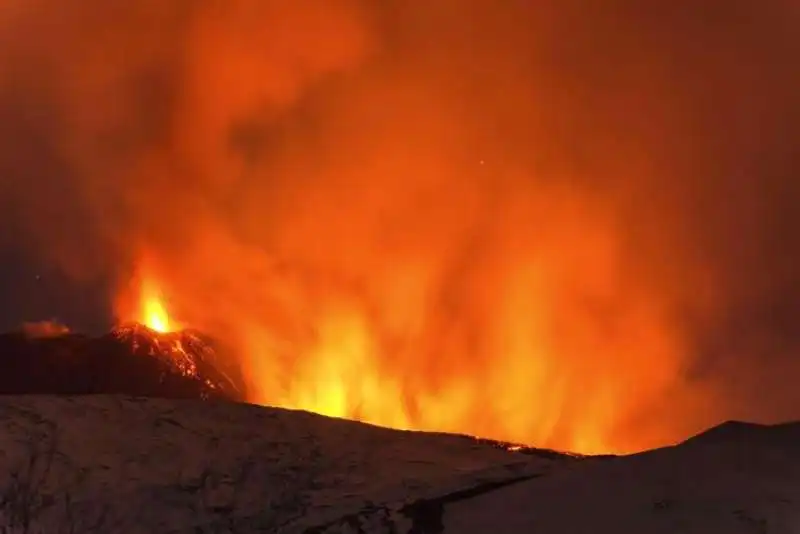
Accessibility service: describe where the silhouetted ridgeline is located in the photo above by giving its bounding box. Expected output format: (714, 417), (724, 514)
(0, 326), (246, 401)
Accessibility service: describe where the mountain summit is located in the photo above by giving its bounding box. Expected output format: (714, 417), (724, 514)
(0, 323), (246, 401)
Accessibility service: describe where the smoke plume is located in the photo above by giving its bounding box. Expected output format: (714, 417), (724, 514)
(0, 0), (797, 453)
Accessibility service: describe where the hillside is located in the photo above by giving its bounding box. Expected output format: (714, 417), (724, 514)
(0, 395), (797, 533)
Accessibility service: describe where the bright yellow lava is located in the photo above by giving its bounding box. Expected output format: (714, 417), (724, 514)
(137, 278), (174, 333)
(143, 297), (171, 333)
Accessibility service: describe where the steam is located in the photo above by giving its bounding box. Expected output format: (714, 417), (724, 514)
(22, 320), (70, 339)
(0, 0), (797, 452)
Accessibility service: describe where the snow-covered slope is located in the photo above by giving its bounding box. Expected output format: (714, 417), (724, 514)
(0, 395), (797, 533)
(445, 421), (800, 534)
(0, 395), (566, 533)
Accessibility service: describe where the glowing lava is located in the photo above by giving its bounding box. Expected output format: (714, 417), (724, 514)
(112, 271), (245, 400)
(129, 276), (179, 334)
(142, 292), (171, 333)
(114, 262), (183, 335)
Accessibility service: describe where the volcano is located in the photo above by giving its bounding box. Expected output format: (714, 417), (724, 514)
(0, 323), (246, 401)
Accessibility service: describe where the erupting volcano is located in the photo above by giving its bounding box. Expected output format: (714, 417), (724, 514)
(0, 272), (245, 402)
(110, 271), (246, 400)
(0, 0), (796, 460)
(108, 255), (671, 456)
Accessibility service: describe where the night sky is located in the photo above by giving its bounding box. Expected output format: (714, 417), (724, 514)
(0, 0), (798, 444)
(0, 249), (111, 333)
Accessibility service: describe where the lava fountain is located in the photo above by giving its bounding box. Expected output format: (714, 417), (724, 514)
(115, 262), (183, 335)
(139, 282), (173, 334)
(112, 264), (245, 401)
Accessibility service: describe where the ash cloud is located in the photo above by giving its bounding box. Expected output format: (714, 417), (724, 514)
(0, 0), (797, 451)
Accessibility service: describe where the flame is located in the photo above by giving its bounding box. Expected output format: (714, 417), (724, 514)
(116, 214), (684, 457)
(115, 264), (181, 335)
(110, 185), (689, 457)
(142, 290), (172, 333)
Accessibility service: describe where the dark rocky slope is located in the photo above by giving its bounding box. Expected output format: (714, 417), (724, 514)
(0, 324), (246, 401)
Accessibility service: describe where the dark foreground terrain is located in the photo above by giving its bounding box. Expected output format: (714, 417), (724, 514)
(0, 394), (797, 533)
(0, 324), (246, 401)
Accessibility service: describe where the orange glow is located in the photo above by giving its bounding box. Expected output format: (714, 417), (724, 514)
(11, 1), (780, 456)
(141, 289), (172, 333)
(113, 190), (687, 456)
(115, 264), (181, 335)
